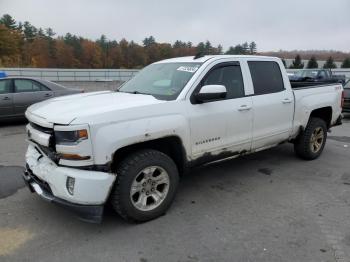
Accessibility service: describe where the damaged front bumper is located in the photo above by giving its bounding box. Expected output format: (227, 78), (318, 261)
(23, 166), (104, 223)
(24, 143), (116, 223)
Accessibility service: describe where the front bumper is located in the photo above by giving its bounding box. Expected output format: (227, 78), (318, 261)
(23, 168), (104, 223)
(25, 143), (116, 223)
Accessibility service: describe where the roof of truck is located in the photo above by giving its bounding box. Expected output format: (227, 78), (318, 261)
(155, 55), (280, 64)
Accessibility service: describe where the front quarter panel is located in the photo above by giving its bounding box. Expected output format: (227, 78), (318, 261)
(91, 113), (190, 166)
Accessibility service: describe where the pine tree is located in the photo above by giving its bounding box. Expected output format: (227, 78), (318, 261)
(290, 55), (304, 69)
(306, 56), (318, 69)
(216, 44), (223, 55)
(45, 28), (55, 38)
(142, 36), (156, 47)
(249, 41), (257, 54)
(242, 42), (249, 55)
(0, 14), (17, 29)
(37, 28), (45, 37)
(323, 56), (337, 69)
(196, 42), (206, 54)
(341, 58), (350, 68)
(204, 41), (213, 54)
(23, 21), (37, 41)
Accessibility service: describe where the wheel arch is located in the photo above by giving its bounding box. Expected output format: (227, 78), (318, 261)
(111, 136), (188, 174)
(309, 106), (332, 128)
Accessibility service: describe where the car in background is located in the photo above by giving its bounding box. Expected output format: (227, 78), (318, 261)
(343, 80), (350, 113)
(289, 69), (346, 85)
(0, 77), (83, 120)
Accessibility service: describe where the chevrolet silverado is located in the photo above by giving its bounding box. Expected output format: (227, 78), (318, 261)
(23, 55), (344, 223)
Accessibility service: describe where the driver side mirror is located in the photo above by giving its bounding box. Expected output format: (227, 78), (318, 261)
(194, 85), (227, 103)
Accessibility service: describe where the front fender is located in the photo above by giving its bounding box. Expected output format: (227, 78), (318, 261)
(91, 114), (190, 165)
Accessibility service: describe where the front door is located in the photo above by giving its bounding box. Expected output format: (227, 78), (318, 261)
(0, 79), (14, 118)
(188, 62), (253, 160)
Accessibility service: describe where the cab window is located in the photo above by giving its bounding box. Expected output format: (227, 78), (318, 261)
(248, 61), (285, 95)
(202, 64), (245, 99)
(0, 79), (11, 94)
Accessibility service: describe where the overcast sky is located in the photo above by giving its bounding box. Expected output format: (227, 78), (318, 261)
(1, 0), (349, 52)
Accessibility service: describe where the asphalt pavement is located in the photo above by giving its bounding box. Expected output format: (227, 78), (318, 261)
(0, 117), (349, 262)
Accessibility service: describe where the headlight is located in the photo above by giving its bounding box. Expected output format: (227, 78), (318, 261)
(55, 129), (88, 145)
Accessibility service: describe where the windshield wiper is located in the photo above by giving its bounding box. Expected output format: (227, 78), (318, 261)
(117, 90), (150, 96)
(132, 91), (144, 94)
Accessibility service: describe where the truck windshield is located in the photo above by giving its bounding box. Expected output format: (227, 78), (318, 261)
(118, 62), (202, 100)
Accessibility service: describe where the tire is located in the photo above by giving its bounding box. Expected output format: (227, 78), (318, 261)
(110, 149), (179, 223)
(294, 117), (327, 160)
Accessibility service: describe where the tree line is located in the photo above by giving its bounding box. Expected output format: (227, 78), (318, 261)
(0, 14), (257, 69)
(285, 54), (350, 69)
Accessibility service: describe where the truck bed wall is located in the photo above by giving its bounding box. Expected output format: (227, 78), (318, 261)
(292, 84), (343, 136)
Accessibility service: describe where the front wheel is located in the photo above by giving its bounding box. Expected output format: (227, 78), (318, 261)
(294, 117), (327, 160)
(110, 149), (179, 223)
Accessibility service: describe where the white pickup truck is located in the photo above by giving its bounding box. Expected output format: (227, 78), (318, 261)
(23, 55), (344, 223)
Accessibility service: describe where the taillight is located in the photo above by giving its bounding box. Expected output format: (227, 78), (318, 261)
(341, 90), (344, 108)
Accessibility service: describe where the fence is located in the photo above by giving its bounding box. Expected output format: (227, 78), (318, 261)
(0, 68), (139, 82)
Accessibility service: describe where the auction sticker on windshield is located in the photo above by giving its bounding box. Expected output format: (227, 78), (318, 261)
(177, 66), (199, 73)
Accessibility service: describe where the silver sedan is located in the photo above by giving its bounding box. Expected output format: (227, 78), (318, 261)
(0, 77), (83, 120)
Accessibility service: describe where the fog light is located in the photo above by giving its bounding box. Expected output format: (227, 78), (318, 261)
(66, 177), (75, 195)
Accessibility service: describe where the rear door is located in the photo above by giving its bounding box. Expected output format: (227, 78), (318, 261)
(13, 79), (53, 115)
(247, 60), (294, 149)
(0, 79), (14, 118)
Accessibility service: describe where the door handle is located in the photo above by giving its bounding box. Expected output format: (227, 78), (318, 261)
(44, 93), (52, 97)
(238, 105), (252, 111)
(282, 98), (292, 104)
(2, 96), (10, 100)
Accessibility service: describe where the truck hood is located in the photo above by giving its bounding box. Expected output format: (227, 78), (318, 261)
(26, 91), (164, 125)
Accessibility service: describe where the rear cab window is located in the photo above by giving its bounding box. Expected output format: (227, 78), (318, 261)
(248, 61), (285, 95)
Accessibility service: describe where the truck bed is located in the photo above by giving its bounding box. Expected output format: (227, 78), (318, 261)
(291, 82), (343, 136)
(290, 80), (343, 89)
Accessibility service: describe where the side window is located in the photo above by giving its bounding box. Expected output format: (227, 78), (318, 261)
(202, 65), (245, 99)
(318, 71), (326, 79)
(14, 79), (43, 92)
(0, 80), (11, 94)
(34, 81), (49, 91)
(248, 61), (285, 95)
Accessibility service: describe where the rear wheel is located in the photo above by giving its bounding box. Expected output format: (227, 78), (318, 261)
(110, 149), (179, 222)
(294, 117), (327, 160)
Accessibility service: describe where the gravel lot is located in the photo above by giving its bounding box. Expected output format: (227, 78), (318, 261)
(0, 116), (349, 262)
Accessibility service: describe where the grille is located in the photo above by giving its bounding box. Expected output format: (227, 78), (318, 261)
(29, 122), (58, 162)
(29, 122), (53, 134)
